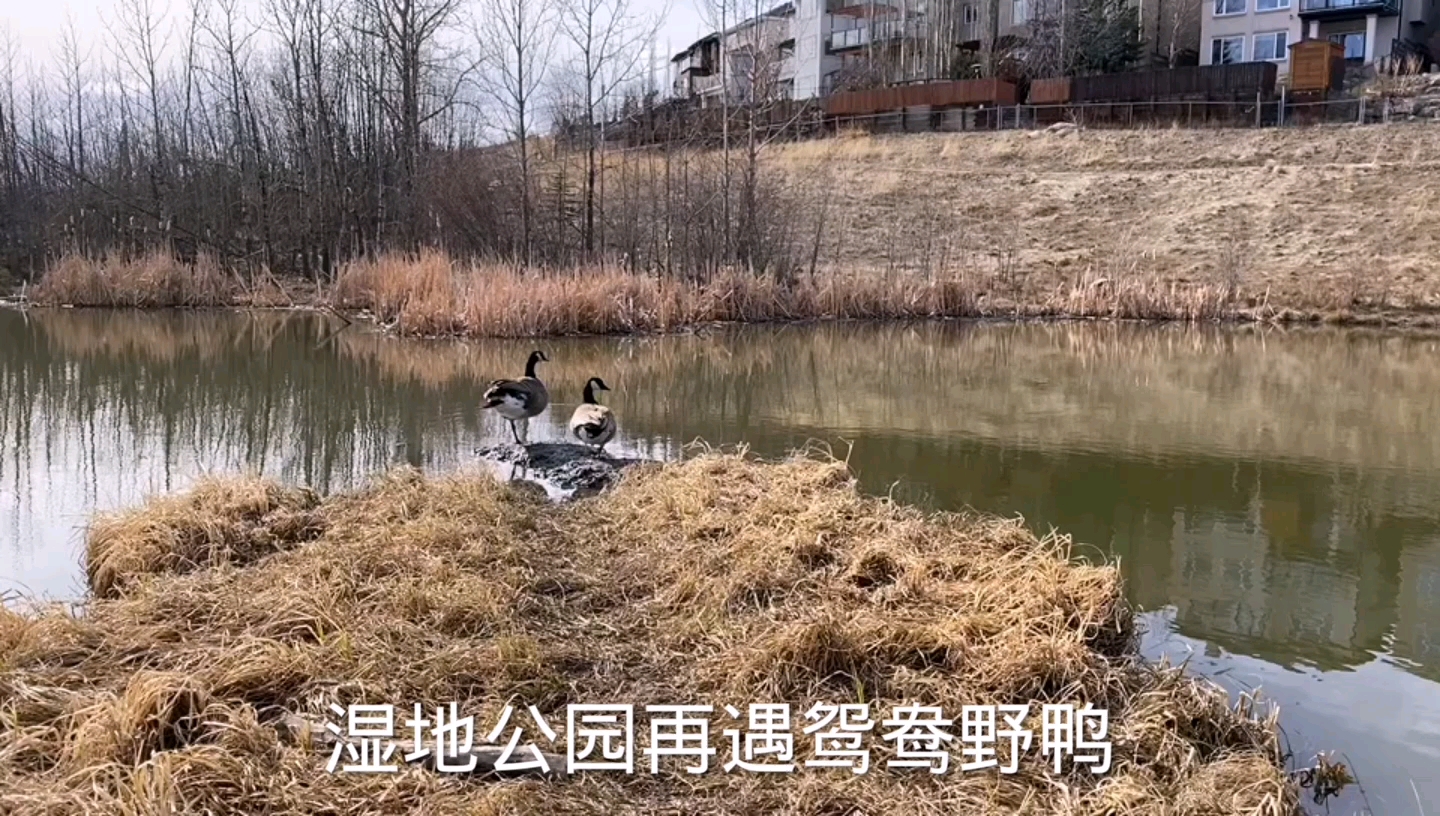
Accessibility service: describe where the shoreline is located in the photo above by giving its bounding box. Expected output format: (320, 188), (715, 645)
(0, 452), (1344, 813)
(6, 294), (1440, 337)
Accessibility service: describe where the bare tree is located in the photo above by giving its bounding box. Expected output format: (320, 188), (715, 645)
(477, 0), (557, 264)
(354, 0), (472, 239)
(557, 0), (658, 260)
(0, 0), (816, 286)
(110, 0), (172, 220)
(55, 16), (93, 180)
(1154, 0), (1199, 67)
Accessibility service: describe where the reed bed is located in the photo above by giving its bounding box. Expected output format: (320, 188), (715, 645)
(32, 253), (239, 308)
(32, 252), (295, 308)
(327, 250), (1267, 338)
(0, 452), (1316, 814)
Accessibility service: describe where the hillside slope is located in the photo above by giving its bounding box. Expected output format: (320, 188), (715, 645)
(772, 125), (1440, 322)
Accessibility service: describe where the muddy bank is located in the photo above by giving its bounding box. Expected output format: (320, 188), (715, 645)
(0, 453), (1337, 813)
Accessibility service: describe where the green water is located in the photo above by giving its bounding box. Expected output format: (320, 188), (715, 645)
(1, 309), (1437, 814)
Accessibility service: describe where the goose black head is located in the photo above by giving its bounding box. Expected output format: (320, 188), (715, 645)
(582, 377), (611, 404)
(524, 350), (548, 377)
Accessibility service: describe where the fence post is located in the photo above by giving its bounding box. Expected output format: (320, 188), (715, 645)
(1278, 85), (1286, 127)
(1255, 91), (1262, 127)
(1358, 97), (1366, 124)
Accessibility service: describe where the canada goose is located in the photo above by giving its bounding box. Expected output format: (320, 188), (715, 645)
(569, 377), (617, 453)
(483, 350), (550, 444)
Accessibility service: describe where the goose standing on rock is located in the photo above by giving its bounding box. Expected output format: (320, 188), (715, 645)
(483, 350), (550, 444)
(569, 377), (617, 454)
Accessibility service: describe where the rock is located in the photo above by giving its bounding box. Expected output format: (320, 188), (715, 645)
(476, 442), (649, 496)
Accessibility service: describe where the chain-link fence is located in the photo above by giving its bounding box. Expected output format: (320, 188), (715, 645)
(604, 94), (1430, 148)
(821, 95), (1417, 134)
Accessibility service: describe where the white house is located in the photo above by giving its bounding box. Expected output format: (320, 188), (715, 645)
(672, 3), (802, 105)
(1200, 0), (1436, 76)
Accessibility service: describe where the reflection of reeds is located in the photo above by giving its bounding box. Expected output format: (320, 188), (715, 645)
(331, 329), (778, 394)
(20, 308), (323, 364)
(9, 308), (1440, 507)
(0, 309), (429, 496)
(323, 319), (1440, 474)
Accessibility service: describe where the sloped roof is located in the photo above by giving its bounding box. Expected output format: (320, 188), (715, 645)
(671, 2), (795, 61)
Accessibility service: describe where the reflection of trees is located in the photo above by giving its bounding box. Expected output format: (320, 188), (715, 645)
(1, 310), (1437, 681)
(832, 430), (1439, 683)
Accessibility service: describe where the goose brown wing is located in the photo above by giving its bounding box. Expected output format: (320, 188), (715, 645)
(483, 379), (531, 407)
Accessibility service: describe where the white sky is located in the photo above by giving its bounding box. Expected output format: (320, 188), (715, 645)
(3, 0), (711, 74)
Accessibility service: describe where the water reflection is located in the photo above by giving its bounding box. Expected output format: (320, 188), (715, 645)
(2, 309), (1438, 812)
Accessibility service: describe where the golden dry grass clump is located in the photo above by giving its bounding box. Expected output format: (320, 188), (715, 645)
(330, 249), (989, 338)
(33, 252), (242, 308)
(1, 453), (1305, 814)
(86, 477), (326, 599)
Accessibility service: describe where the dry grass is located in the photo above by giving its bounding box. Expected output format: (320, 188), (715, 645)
(86, 478), (326, 600)
(31, 252), (296, 308)
(330, 249), (1250, 338)
(0, 452), (1313, 814)
(332, 249), (986, 337)
(769, 127), (1440, 326)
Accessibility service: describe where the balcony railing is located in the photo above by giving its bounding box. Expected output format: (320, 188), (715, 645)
(827, 20), (923, 51)
(1299, 0), (1399, 14)
(679, 57), (715, 76)
(826, 0), (901, 15)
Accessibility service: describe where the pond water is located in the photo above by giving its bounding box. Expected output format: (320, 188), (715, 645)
(1, 308), (1437, 814)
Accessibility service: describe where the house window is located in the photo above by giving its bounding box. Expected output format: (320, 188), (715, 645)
(1213, 0), (1245, 14)
(963, 3), (980, 23)
(1329, 31), (1365, 59)
(1253, 31), (1288, 60)
(1211, 35), (1244, 64)
(1255, 0), (1289, 10)
(1013, 0), (1028, 22)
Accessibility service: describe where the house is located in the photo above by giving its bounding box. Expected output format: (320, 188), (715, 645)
(671, 33), (723, 103)
(1200, 0), (1437, 76)
(672, 0), (1031, 102)
(672, 0), (1207, 104)
(671, 3), (798, 106)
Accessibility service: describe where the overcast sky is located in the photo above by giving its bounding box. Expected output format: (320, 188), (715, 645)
(4, 0), (711, 72)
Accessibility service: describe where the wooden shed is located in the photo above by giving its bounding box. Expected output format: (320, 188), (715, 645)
(1288, 40), (1345, 95)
